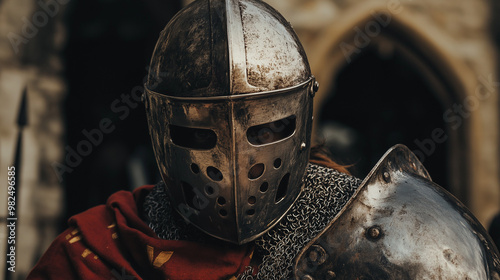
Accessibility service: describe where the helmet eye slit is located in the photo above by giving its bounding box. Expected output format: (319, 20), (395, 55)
(169, 125), (217, 149)
(246, 115), (296, 145)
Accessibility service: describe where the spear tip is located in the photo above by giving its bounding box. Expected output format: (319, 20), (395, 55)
(17, 86), (28, 127)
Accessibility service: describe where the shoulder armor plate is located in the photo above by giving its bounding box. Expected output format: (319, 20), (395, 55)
(294, 144), (500, 280)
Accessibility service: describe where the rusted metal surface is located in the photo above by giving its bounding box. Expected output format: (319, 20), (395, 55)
(144, 0), (316, 244)
(294, 144), (500, 279)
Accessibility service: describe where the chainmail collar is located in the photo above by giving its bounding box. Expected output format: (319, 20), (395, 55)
(144, 164), (360, 279)
(143, 180), (211, 243)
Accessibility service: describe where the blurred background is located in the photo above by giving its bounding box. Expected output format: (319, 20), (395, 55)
(0, 0), (499, 278)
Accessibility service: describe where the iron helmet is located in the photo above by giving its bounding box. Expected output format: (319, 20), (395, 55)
(143, 0), (317, 244)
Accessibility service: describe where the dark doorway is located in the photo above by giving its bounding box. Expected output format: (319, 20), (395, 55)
(319, 36), (449, 189)
(62, 0), (182, 229)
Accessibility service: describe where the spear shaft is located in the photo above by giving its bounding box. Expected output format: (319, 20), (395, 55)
(4, 87), (27, 280)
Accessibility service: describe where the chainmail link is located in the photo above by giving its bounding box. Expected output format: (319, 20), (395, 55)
(144, 164), (360, 279)
(143, 181), (210, 242)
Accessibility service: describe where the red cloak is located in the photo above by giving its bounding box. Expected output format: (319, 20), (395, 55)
(27, 185), (253, 280)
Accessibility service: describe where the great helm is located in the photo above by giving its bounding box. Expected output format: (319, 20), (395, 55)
(144, 0), (317, 244)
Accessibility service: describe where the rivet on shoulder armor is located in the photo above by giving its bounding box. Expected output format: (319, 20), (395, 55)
(327, 271), (337, 279)
(366, 225), (382, 241)
(307, 245), (328, 266)
(382, 171), (391, 183)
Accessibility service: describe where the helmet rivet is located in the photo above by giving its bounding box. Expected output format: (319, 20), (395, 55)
(313, 80), (320, 92)
(366, 226), (382, 241)
(300, 142), (307, 151)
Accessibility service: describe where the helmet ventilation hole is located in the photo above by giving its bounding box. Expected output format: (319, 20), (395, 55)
(219, 209), (228, 217)
(273, 158), (282, 168)
(205, 185), (214, 196)
(248, 163), (265, 179)
(181, 181), (202, 210)
(248, 196), (256, 205)
(260, 182), (269, 193)
(207, 166), (223, 181)
(191, 163), (200, 174)
(217, 196), (226, 206)
(246, 209), (255, 216)
(275, 173), (290, 203)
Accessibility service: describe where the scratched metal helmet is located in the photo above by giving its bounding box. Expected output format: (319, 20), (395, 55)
(143, 0), (317, 244)
(295, 145), (500, 280)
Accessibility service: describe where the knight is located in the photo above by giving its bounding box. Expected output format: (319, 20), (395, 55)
(28, 0), (500, 279)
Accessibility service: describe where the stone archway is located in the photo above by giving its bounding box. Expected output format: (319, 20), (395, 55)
(310, 11), (470, 202)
